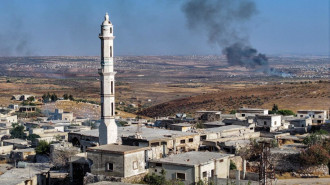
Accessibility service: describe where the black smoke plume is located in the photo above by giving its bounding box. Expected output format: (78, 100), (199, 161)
(222, 43), (268, 68)
(182, 0), (286, 76)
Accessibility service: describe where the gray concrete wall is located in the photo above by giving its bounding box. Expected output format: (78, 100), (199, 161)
(88, 151), (124, 177)
(124, 151), (147, 178)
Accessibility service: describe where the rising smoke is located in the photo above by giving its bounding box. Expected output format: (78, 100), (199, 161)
(182, 0), (285, 76)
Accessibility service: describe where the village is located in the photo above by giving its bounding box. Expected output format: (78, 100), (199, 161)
(0, 92), (330, 185)
(0, 6), (329, 185)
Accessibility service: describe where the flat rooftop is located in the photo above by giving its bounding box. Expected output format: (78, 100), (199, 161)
(3, 138), (28, 144)
(87, 144), (148, 154)
(74, 126), (199, 141)
(203, 125), (247, 133)
(0, 163), (50, 185)
(151, 151), (232, 166)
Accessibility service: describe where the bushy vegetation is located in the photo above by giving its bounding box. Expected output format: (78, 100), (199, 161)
(230, 160), (237, 170)
(10, 123), (25, 139)
(300, 130), (330, 166)
(269, 104), (295, 116)
(14, 108), (44, 118)
(10, 123), (40, 142)
(142, 169), (184, 185)
(42, 92), (58, 103)
(35, 140), (50, 155)
(63, 94), (74, 100)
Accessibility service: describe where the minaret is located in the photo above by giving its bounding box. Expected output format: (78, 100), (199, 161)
(98, 13), (117, 145)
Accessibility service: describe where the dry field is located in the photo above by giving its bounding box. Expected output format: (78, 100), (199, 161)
(139, 81), (330, 117)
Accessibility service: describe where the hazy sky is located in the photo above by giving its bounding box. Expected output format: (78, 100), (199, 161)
(0, 0), (328, 56)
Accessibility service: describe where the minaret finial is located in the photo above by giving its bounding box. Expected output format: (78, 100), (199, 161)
(105, 12), (109, 21)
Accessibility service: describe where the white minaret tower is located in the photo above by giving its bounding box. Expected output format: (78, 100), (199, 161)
(98, 13), (117, 145)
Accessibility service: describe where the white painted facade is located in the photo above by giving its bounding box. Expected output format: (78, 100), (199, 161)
(297, 110), (328, 124)
(255, 115), (281, 132)
(98, 13), (117, 145)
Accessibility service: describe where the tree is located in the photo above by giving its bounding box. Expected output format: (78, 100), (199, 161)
(10, 123), (25, 139)
(35, 140), (50, 155)
(277, 110), (295, 116)
(27, 96), (35, 102)
(68, 94), (74, 101)
(50, 93), (58, 102)
(26, 134), (40, 143)
(63, 94), (69, 100)
(272, 104), (278, 113)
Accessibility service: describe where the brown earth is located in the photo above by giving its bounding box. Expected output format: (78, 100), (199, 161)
(139, 81), (330, 117)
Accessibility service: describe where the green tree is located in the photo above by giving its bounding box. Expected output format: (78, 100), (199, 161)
(50, 93), (58, 102)
(10, 123), (25, 139)
(27, 96), (35, 102)
(230, 160), (237, 170)
(26, 134), (40, 143)
(35, 140), (50, 155)
(277, 110), (295, 116)
(230, 110), (237, 114)
(68, 94), (74, 100)
(272, 104), (278, 113)
(63, 94), (69, 100)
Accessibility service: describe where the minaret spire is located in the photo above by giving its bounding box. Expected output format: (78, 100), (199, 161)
(98, 12), (117, 145)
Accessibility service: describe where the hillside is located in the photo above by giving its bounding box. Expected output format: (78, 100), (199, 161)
(139, 81), (330, 117)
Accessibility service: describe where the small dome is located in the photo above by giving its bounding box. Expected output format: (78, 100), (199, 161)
(102, 12), (111, 25)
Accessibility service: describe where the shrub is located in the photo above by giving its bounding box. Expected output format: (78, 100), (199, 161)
(35, 140), (50, 155)
(10, 123), (25, 139)
(230, 160), (237, 170)
(300, 144), (330, 165)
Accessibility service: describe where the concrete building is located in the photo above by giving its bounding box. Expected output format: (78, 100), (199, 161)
(0, 163), (50, 185)
(98, 13), (117, 145)
(149, 151), (233, 184)
(19, 106), (36, 112)
(169, 123), (193, 132)
(87, 144), (148, 178)
(235, 108), (268, 118)
(2, 139), (30, 149)
(51, 109), (74, 122)
(255, 115), (282, 132)
(297, 110), (328, 124)
(195, 111), (221, 122)
(0, 114), (17, 124)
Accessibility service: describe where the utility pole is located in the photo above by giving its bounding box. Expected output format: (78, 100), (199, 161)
(259, 141), (275, 185)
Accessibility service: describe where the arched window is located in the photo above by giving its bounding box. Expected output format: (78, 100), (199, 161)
(110, 27), (112, 33)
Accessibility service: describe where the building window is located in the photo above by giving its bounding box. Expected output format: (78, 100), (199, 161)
(110, 27), (112, 33)
(111, 102), (114, 116)
(156, 163), (162, 167)
(200, 135), (206, 141)
(111, 81), (114, 94)
(211, 170), (214, 177)
(106, 163), (113, 172)
(189, 138), (193, 142)
(242, 114), (245, 117)
(219, 159), (224, 162)
(300, 115), (303, 118)
(133, 161), (138, 170)
(264, 121), (267, 125)
(176, 173), (186, 180)
(203, 171), (207, 177)
(180, 139), (185, 144)
(319, 115), (322, 118)
(151, 142), (160, 147)
(110, 46), (113, 57)
(274, 121), (277, 125)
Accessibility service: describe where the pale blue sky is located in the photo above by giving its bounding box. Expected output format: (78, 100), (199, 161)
(0, 0), (328, 56)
